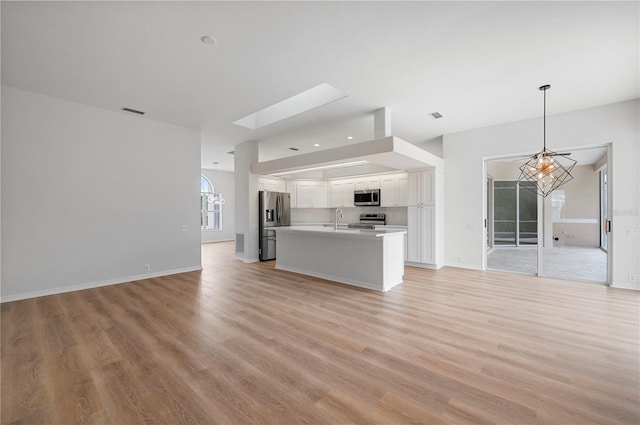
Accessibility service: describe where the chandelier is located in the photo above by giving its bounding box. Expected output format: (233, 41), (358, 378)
(518, 84), (576, 197)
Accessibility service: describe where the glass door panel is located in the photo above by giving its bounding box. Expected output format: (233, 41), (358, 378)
(519, 182), (538, 245)
(494, 181), (516, 246)
(541, 164), (607, 282)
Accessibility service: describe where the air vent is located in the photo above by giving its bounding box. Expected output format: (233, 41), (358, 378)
(289, 147), (300, 151)
(227, 150), (235, 155)
(121, 107), (145, 115)
(430, 112), (443, 119)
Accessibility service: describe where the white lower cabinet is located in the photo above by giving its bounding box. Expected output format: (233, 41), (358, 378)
(407, 205), (434, 264)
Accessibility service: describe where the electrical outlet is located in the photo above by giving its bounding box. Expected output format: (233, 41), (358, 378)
(144, 264), (151, 272)
(629, 273), (637, 283)
(181, 225), (189, 232)
(457, 256), (464, 263)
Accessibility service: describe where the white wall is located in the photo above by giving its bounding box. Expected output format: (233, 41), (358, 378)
(201, 169), (235, 243)
(1, 86), (202, 301)
(444, 100), (639, 289)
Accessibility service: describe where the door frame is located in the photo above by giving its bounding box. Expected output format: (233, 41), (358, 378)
(483, 143), (611, 284)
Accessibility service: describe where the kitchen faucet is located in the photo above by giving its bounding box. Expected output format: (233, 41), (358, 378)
(334, 208), (343, 230)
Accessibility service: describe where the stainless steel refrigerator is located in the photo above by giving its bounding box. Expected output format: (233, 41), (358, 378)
(259, 190), (291, 261)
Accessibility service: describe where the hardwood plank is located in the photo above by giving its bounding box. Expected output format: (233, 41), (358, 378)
(1, 298), (56, 424)
(42, 346), (102, 424)
(2, 241), (639, 424)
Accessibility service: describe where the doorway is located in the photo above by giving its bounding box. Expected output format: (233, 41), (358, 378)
(485, 146), (610, 283)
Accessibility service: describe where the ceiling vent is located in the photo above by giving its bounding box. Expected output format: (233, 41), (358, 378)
(121, 107), (145, 115)
(430, 112), (443, 119)
(227, 150), (235, 155)
(289, 147), (300, 151)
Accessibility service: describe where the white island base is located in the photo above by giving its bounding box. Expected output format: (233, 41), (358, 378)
(275, 226), (406, 292)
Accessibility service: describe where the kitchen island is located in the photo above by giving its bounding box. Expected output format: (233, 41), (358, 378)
(274, 226), (406, 292)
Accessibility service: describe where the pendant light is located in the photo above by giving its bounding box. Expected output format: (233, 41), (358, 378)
(518, 84), (577, 197)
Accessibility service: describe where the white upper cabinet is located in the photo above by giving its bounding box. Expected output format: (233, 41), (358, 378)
(354, 176), (381, 191)
(310, 181), (328, 208)
(285, 181), (297, 208)
(258, 177), (286, 193)
(407, 170), (434, 206)
(380, 173), (408, 207)
(285, 180), (327, 208)
(328, 179), (355, 208)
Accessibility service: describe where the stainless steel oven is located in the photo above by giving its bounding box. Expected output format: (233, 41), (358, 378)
(354, 189), (380, 206)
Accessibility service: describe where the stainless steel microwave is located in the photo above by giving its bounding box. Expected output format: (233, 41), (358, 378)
(354, 189), (380, 206)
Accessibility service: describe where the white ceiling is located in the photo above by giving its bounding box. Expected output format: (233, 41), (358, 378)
(2, 2), (638, 172)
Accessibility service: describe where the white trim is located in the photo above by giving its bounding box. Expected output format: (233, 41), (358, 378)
(610, 281), (639, 291)
(234, 253), (259, 263)
(1, 265), (203, 303)
(201, 238), (235, 244)
(404, 261), (441, 270)
(445, 263), (485, 271)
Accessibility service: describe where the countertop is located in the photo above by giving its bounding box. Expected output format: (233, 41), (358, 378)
(276, 225), (407, 239)
(290, 223), (408, 229)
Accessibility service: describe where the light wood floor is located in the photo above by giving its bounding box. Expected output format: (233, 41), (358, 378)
(2, 241), (639, 424)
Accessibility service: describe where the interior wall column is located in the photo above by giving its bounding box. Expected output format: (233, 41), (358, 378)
(374, 107), (391, 139)
(234, 140), (259, 262)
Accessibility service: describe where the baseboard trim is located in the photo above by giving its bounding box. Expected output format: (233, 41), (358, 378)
(405, 261), (443, 270)
(234, 253), (259, 263)
(1, 265), (203, 303)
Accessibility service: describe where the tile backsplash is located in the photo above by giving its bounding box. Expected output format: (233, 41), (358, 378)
(291, 206), (407, 226)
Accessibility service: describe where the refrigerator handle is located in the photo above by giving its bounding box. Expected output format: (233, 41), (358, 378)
(276, 194), (281, 224)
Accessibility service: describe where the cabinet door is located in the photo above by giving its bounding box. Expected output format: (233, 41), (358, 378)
(296, 182), (312, 208)
(310, 182), (327, 208)
(408, 171), (435, 206)
(355, 177), (380, 191)
(259, 178), (280, 193)
(396, 175), (408, 207)
(421, 171), (435, 205)
(407, 206), (422, 262)
(355, 180), (368, 191)
(408, 172), (422, 206)
(342, 180), (355, 207)
(285, 182), (297, 208)
(380, 177), (397, 207)
(420, 206), (435, 263)
(328, 181), (342, 208)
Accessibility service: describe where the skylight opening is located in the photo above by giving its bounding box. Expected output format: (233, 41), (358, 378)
(232, 83), (348, 129)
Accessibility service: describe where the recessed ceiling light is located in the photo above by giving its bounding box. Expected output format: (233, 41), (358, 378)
(314, 143), (320, 147)
(347, 136), (354, 140)
(200, 35), (217, 45)
(430, 112), (443, 119)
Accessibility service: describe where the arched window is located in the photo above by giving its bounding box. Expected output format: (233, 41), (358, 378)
(201, 175), (223, 231)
